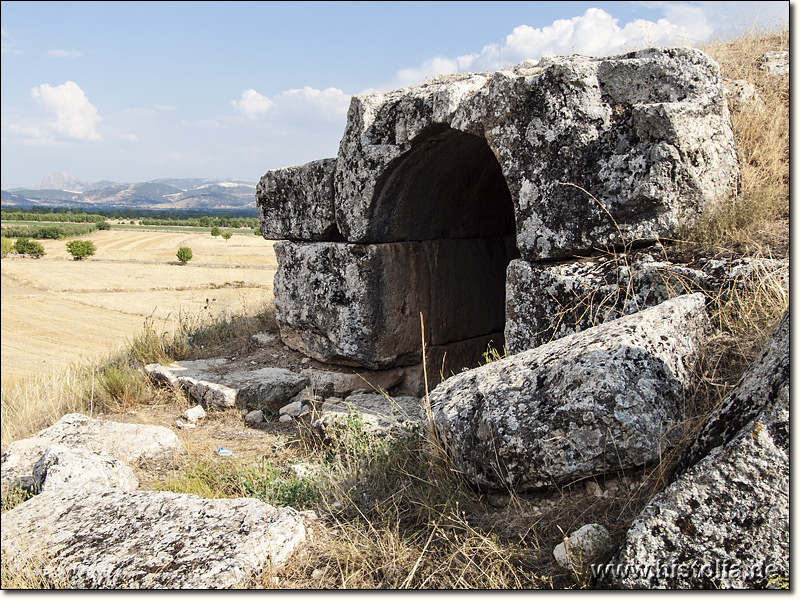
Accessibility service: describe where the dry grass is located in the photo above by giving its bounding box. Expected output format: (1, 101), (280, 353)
(681, 27), (789, 254)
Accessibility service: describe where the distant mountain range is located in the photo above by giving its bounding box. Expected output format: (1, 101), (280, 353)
(2, 171), (258, 212)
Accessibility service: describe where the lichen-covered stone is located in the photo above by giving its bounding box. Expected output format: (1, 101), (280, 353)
(679, 307), (789, 473)
(1, 413), (184, 494)
(324, 49), (738, 259)
(429, 294), (709, 490)
(505, 253), (788, 354)
(146, 360), (311, 410)
(313, 393), (423, 437)
(274, 238), (514, 369)
(32, 445), (140, 494)
(1, 489), (306, 589)
(605, 307), (789, 589)
(256, 158), (340, 241)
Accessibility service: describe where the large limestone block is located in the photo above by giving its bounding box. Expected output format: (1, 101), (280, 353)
(489, 49), (737, 261)
(274, 237), (514, 369)
(334, 73), (492, 242)
(505, 254), (788, 354)
(607, 312), (788, 588)
(146, 360), (310, 411)
(429, 294), (710, 490)
(679, 307), (789, 473)
(322, 49), (737, 260)
(1, 489), (306, 589)
(256, 158), (340, 241)
(1, 413), (184, 494)
(32, 444), (140, 494)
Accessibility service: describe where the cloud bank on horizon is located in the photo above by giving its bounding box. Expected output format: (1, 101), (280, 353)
(0, 2), (789, 189)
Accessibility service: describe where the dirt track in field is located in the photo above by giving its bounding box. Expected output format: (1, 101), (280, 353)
(1, 230), (279, 387)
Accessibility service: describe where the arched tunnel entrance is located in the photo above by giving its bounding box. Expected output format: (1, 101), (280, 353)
(370, 125), (520, 371)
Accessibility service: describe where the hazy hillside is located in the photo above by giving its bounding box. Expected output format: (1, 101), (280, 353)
(2, 172), (257, 212)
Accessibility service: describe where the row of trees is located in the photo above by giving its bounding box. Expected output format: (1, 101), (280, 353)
(1, 237), (193, 264)
(0, 237), (97, 260)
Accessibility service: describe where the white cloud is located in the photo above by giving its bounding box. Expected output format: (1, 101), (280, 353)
(1, 28), (21, 55)
(232, 89), (273, 120)
(384, 6), (716, 89)
(392, 55), (478, 89)
(119, 133), (138, 142)
(31, 81), (102, 141)
(272, 86), (350, 118)
(47, 49), (82, 59)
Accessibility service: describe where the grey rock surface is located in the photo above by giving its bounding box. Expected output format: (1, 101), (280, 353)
(146, 360), (310, 411)
(32, 444), (140, 494)
(505, 252), (788, 354)
(313, 393), (423, 437)
(430, 294), (709, 490)
(274, 238), (514, 369)
(606, 308), (789, 589)
(679, 307), (789, 473)
(1, 488), (306, 589)
(256, 158), (339, 241)
(1, 413), (184, 494)
(554, 524), (614, 570)
(302, 49), (738, 260)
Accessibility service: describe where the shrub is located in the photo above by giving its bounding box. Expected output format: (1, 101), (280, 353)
(12, 238), (45, 258)
(65, 240), (97, 260)
(96, 221), (111, 230)
(221, 231), (232, 241)
(1, 237), (13, 258)
(176, 246), (193, 264)
(210, 226), (221, 237)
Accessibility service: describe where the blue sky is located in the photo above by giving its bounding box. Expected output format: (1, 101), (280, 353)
(0, 1), (790, 189)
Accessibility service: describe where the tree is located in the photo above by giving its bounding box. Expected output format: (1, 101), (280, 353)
(13, 238), (45, 258)
(1, 237), (14, 258)
(66, 240), (97, 260)
(96, 221), (111, 230)
(210, 226), (221, 237)
(177, 247), (193, 264)
(221, 231), (232, 241)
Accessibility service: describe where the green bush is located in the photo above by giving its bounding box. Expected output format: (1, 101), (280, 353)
(1, 237), (14, 258)
(12, 238), (45, 258)
(96, 221), (111, 230)
(222, 231), (232, 241)
(176, 246), (193, 264)
(210, 226), (221, 237)
(65, 240), (97, 260)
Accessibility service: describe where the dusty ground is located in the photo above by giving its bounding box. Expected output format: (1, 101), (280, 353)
(1, 229), (278, 387)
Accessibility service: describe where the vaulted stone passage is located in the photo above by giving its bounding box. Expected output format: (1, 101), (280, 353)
(369, 125), (519, 367)
(271, 126), (519, 371)
(367, 124), (516, 242)
(257, 48), (740, 372)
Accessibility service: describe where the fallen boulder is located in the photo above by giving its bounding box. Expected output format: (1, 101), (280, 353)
(430, 294), (710, 490)
(1, 413), (184, 494)
(605, 308), (788, 589)
(1, 488), (306, 589)
(505, 252), (788, 353)
(32, 444), (139, 494)
(146, 360), (310, 411)
(313, 393), (423, 438)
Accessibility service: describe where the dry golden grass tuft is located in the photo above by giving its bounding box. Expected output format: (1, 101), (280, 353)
(681, 28), (789, 253)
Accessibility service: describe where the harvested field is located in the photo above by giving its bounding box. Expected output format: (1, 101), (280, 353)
(1, 229), (278, 386)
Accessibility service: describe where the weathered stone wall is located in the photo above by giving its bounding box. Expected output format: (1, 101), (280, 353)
(256, 47), (739, 370)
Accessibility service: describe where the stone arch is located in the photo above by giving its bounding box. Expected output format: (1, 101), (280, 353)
(368, 124), (516, 242)
(369, 125), (520, 369)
